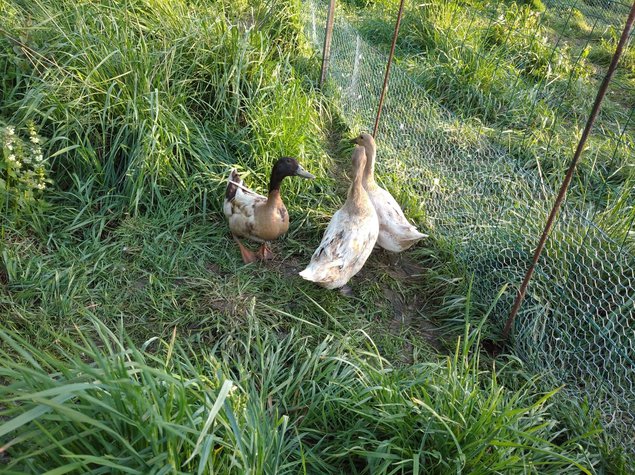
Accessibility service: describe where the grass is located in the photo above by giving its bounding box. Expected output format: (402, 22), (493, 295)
(318, 0), (635, 319)
(0, 0), (328, 212)
(0, 318), (612, 474)
(0, 0), (633, 472)
(340, 0), (635, 214)
(311, 0), (635, 463)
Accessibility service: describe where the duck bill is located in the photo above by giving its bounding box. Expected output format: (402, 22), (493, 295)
(295, 164), (315, 179)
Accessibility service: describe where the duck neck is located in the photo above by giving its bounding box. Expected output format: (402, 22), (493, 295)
(267, 169), (286, 208)
(347, 167), (366, 210)
(362, 143), (376, 187)
(266, 189), (283, 211)
(268, 168), (286, 194)
(267, 188), (281, 199)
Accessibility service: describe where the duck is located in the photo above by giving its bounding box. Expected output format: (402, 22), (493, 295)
(224, 157), (315, 264)
(354, 132), (427, 252)
(299, 145), (379, 290)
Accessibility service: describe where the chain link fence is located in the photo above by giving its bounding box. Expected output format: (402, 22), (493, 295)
(304, 0), (635, 453)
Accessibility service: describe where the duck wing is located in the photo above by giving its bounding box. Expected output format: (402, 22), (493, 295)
(223, 169), (267, 239)
(368, 186), (426, 252)
(225, 169), (266, 201)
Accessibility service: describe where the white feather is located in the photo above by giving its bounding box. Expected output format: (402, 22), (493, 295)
(223, 169), (268, 242)
(300, 197), (378, 289)
(366, 185), (427, 252)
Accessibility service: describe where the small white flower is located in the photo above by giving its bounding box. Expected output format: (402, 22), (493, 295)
(6, 143), (13, 151)
(433, 178), (440, 186)
(30, 136), (40, 144)
(36, 183), (46, 190)
(35, 154), (43, 162)
(6, 127), (15, 136)
(7, 154), (16, 162)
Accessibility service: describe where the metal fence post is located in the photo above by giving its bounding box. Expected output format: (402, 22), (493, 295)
(373, 0), (407, 138)
(502, 0), (635, 342)
(319, 0), (337, 88)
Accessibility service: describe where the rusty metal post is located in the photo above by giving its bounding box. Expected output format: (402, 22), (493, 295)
(373, 0), (407, 137)
(502, 0), (635, 341)
(319, 0), (337, 88)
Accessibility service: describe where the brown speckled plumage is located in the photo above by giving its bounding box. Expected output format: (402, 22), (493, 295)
(223, 174), (289, 243)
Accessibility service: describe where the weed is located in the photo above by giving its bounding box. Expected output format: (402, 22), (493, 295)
(0, 121), (51, 215)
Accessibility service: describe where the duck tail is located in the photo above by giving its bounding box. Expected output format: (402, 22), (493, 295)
(299, 264), (328, 283)
(299, 258), (343, 285)
(400, 223), (428, 240)
(299, 268), (318, 282)
(398, 226), (428, 251)
(225, 169), (241, 201)
(411, 229), (428, 240)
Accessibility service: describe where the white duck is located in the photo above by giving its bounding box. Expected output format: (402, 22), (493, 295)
(354, 133), (427, 252)
(299, 145), (379, 289)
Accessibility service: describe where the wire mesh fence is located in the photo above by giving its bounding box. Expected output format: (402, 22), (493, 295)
(304, 0), (635, 452)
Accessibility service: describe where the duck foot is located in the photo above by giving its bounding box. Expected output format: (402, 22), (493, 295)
(233, 235), (258, 264)
(386, 251), (399, 267)
(257, 243), (274, 261)
(339, 285), (354, 297)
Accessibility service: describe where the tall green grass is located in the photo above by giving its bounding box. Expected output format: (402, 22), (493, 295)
(0, 0), (327, 214)
(0, 318), (613, 474)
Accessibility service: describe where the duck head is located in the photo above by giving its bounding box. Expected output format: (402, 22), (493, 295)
(269, 157), (315, 192)
(353, 132), (375, 149)
(353, 133), (376, 185)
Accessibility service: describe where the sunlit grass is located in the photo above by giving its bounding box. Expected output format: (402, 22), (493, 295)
(0, 318), (613, 474)
(340, 0), (634, 215)
(0, 0), (325, 213)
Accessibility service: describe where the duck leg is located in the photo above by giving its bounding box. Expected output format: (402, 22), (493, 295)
(233, 235), (258, 264)
(386, 251), (399, 267)
(339, 285), (354, 297)
(257, 243), (274, 261)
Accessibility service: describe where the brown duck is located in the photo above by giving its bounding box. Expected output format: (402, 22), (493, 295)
(223, 157), (314, 263)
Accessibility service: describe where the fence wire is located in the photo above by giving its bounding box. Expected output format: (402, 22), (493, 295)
(304, 0), (635, 453)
